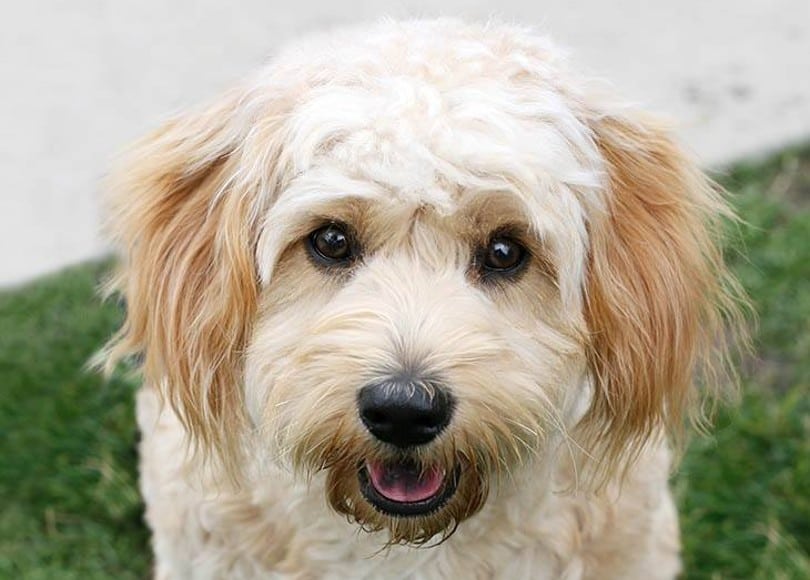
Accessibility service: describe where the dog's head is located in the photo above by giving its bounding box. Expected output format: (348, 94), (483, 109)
(104, 20), (743, 544)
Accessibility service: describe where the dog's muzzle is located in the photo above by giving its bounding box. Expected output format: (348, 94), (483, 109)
(356, 379), (457, 516)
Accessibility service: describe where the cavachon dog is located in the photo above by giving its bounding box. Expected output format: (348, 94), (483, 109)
(101, 18), (744, 579)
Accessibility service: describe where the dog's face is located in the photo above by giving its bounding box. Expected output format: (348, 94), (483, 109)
(245, 147), (590, 542)
(104, 20), (740, 544)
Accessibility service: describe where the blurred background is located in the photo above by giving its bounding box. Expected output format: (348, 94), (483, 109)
(1, 2), (808, 579)
(2, 0), (810, 287)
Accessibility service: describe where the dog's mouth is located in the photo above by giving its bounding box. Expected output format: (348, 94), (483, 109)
(358, 459), (459, 517)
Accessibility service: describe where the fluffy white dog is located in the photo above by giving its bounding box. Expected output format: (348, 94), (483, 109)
(102, 19), (744, 579)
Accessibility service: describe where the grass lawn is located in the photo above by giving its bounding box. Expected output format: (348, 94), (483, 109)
(1, 146), (808, 579)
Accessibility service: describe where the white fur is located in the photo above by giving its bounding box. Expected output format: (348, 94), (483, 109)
(139, 386), (680, 579)
(114, 18), (709, 579)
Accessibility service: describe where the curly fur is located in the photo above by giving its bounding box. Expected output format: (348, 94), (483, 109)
(102, 18), (745, 579)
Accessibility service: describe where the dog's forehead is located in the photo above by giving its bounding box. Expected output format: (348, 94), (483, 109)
(257, 20), (604, 211)
(280, 76), (600, 212)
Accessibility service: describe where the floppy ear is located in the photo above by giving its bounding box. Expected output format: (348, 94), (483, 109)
(102, 90), (281, 472)
(580, 112), (744, 473)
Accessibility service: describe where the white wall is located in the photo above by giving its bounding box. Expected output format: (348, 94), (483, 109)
(2, 0), (809, 286)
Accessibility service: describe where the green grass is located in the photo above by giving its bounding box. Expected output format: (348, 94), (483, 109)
(1, 147), (808, 579)
(0, 262), (149, 578)
(675, 145), (810, 580)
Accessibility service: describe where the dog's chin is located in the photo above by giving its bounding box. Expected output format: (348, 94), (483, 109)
(358, 459), (460, 518)
(322, 449), (489, 545)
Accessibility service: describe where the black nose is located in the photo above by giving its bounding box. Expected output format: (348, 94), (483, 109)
(357, 380), (453, 447)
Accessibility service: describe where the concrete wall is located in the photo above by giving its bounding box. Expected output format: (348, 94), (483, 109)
(2, 0), (809, 286)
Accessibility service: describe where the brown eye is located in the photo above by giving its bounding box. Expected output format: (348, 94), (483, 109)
(482, 237), (526, 274)
(308, 223), (354, 265)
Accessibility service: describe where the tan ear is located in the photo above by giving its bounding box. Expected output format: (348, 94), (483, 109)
(103, 91), (275, 472)
(581, 113), (744, 473)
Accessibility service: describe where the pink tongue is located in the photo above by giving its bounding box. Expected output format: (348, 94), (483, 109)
(367, 461), (445, 503)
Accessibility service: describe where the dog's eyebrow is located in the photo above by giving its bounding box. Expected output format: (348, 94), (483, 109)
(264, 170), (382, 225)
(452, 188), (535, 226)
(256, 171), (388, 284)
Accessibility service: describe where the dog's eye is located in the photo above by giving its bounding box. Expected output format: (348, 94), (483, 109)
(308, 223), (354, 265)
(482, 237), (527, 274)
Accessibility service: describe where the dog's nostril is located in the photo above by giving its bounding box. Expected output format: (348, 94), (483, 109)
(414, 413), (441, 428)
(357, 380), (453, 448)
(363, 409), (386, 426)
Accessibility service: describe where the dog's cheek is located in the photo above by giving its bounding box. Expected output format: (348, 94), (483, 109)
(391, 275), (586, 475)
(481, 266), (588, 395)
(243, 245), (345, 432)
(447, 329), (585, 464)
(449, 269), (589, 465)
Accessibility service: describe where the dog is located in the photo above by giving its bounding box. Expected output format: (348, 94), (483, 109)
(101, 18), (744, 579)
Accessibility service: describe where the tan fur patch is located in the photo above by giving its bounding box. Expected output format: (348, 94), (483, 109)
(579, 113), (747, 479)
(101, 93), (270, 478)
